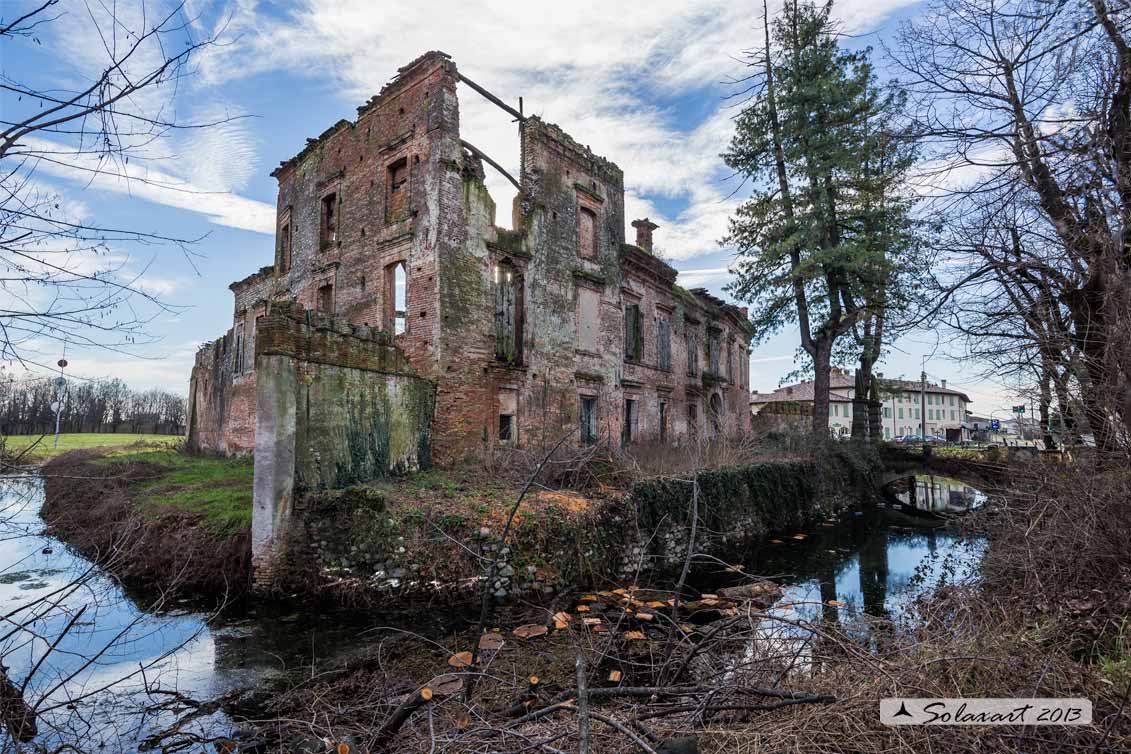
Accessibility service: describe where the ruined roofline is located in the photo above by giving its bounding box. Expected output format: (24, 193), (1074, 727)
(270, 51), (454, 179)
(229, 265), (276, 292)
(688, 287), (753, 334)
(523, 117), (623, 186)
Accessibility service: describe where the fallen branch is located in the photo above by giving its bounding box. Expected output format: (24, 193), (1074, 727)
(372, 686), (433, 751)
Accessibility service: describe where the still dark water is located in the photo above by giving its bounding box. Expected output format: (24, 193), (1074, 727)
(0, 473), (984, 750)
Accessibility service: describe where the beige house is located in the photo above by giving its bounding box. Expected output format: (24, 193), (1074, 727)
(750, 368), (972, 440)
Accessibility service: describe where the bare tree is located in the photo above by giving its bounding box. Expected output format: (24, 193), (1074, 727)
(0, 0), (229, 366)
(894, 0), (1131, 453)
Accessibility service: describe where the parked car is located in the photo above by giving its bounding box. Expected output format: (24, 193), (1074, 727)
(898, 435), (924, 444)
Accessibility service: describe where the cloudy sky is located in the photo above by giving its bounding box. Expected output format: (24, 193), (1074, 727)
(3, 0), (1019, 413)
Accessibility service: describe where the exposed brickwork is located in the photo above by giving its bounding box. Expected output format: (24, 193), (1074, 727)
(187, 51), (754, 462)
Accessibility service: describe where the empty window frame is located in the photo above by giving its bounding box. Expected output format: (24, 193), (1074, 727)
(233, 317), (245, 372)
(320, 192), (338, 249)
(494, 261), (523, 363)
(624, 303), (642, 362)
(387, 157), (409, 221)
(384, 262), (408, 335)
(499, 413), (515, 442)
(659, 398), (668, 442)
(578, 207), (598, 259)
(580, 396), (598, 445)
(277, 214), (292, 272)
(688, 402), (698, 436)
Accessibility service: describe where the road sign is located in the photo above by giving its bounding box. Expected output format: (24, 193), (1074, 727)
(49, 401), (60, 413)
(990, 419), (1001, 431)
(54, 376), (66, 388)
(1013, 405), (1025, 413)
(57, 358), (68, 369)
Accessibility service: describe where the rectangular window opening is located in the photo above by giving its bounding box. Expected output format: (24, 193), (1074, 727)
(320, 193), (337, 249)
(387, 158), (409, 221)
(499, 414), (514, 443)
(580, 397), (597, 445)
(624, 304), (642, 361)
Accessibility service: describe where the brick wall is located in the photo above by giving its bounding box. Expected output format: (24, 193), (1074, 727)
(190, 51), (754, 463)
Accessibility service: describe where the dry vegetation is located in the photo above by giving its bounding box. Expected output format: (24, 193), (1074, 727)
(217, 454), (1131, 754)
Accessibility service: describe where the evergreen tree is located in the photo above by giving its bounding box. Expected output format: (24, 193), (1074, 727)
(723, 0), (920, 435)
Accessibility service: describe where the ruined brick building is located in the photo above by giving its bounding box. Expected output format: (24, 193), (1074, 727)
(187, 51), (753, 465)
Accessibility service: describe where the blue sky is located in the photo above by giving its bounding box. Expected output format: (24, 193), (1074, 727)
(3, 0), (1017, 413)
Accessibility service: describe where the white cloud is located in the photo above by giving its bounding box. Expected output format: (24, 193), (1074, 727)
(187, 0), (921, 248)
(20, 137), (275, 234)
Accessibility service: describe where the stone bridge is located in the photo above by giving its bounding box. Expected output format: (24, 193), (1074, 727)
(876, 445), (1006, 490)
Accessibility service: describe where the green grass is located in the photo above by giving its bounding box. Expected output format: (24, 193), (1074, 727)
(101, 449), (254, 534)
(2, 432), (179, 462)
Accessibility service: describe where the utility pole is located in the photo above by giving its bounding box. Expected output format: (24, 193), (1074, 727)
(920, 370), (927, 440)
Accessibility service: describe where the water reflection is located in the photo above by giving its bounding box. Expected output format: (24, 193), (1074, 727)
(0, 476), (238, 750)
(733, 507), (984, 632)
(885, 474), (987, 515)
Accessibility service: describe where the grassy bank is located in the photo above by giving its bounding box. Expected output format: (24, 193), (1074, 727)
(41, 448), (253, 599)
(2, 432), (179, 463)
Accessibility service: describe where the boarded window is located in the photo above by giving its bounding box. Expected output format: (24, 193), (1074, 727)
(577, 287), (600, 352)
(686, 329), (699, 376)
(657, 317), (671, 371)
(580, 396), (597, 445)
(624, 304), (642, 361)
(623, 399), (637, 446)
(708, 332), (721, 376)
(494, 262), (523, 364)
(688, 403), (698, 436)
(578, 207), (597, 259)
(387, 158), (409, 220)
(320, 193), (337, 248)
(659, 399), (668, 442)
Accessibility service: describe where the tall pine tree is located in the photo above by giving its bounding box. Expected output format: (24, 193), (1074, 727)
(723, 0), (917, 436)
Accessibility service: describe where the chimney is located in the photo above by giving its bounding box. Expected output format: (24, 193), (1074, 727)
(941, 379), (947, 389)
(632, 218), (659, 253)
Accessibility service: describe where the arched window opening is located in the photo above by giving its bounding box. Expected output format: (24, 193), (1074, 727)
(394, 262), (407, 335)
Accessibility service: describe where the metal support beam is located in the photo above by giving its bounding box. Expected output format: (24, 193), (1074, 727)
(461, 139), (521, 192)
(457, 73), (525, 123)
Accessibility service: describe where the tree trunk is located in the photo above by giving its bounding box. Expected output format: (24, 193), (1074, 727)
(851, 368), (870, 441)
(811, 338), (833, 436)
(1040, 362), (1057, 450)
(868, 378), (884, 442)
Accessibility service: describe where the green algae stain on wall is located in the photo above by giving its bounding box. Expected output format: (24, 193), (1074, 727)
(294, 363), (436, 493)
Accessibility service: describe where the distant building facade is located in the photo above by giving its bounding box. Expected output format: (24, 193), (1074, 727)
(750, 368), (972, 440)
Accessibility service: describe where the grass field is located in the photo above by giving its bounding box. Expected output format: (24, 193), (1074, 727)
(1, 432), (180, 462)
(98, 449), (254, 533)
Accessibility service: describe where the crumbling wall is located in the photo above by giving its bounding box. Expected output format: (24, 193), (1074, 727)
(186, 333), (233, 453)
(250, 301), (435, 587)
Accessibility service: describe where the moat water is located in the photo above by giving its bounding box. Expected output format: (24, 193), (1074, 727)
(0, 472), (984, 750)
